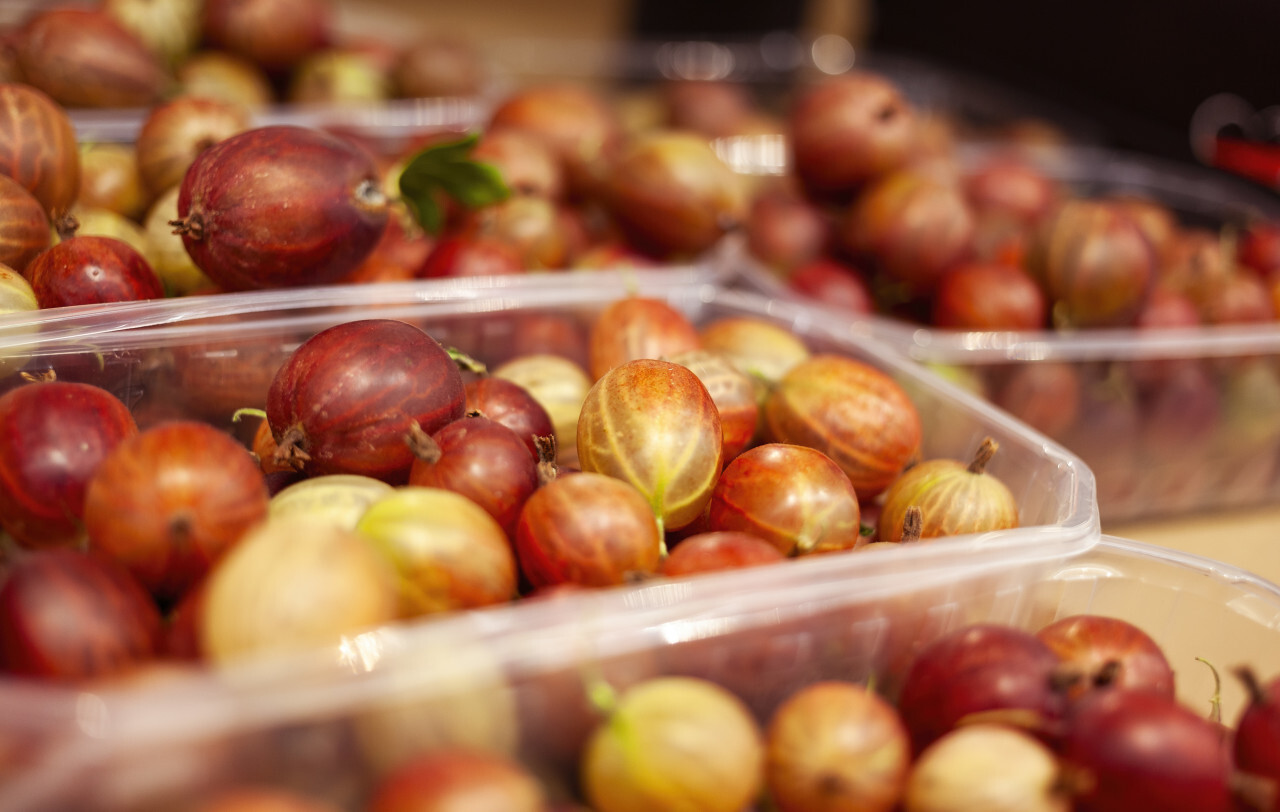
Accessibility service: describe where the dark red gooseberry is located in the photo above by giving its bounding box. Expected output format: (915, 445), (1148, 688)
(174, 125), (389, 291)
(0, 380), (138, 548)
(0, 548), (162, 680)
(265, 319), (466, 484)
(27, 234), (164, 308)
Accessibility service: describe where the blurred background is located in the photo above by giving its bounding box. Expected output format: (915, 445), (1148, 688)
(330, 0), (1278, 173)
(4, 0), (1272, 180)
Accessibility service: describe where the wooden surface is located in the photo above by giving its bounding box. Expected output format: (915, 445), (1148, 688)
(1107, 505), (1280, 586)
(332, 0), (865, 46)
(331, 0), (632, 46)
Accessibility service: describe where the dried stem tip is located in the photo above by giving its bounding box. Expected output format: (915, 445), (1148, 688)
(968, 436), (999, 474)
(271, 424), (312, 471)
(169, 213), (204, 240)
(53, 213), (79, 242)
(534, 434), (559, 487)
(901, 505), (923, 542)
(405, 421), (442, 464)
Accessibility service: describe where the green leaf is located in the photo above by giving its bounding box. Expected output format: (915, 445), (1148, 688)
(397, 132), (511, 235)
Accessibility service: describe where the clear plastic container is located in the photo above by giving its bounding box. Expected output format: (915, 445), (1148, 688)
(0, 275), (1098, 807)
(0, 273), (1094, 556)
(4, 532), (1273, 811)
(481, 35), (1104, 143)
(55, 33), (1102, 152)
(68, 94), (490, 152)
(859, 315), (1280, 524)
(730, 144), (1280, 523)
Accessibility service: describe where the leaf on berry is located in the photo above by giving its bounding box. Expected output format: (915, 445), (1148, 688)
(397, 132), (510, 235)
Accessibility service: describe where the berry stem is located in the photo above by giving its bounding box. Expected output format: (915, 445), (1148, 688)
(1093, 659), (1122, 688)
(272, 424), (311, 471)
(534, 434), (558, 486)
(231, 407), (267, 423)
(169, 213), (204, 241)
(968, 436), (998, 474)
(53, 213), (79, 242)
(1048, 664), (1085, 694)
(405, 421), (442, 464)
(1235, 665), (1266, 708)
(584, 667), (619, 718)
(901, 505), (923, 542)
(168, 513), (194, 547)
(1200, 657), (1223, 723)
(444, 345), (487, 375)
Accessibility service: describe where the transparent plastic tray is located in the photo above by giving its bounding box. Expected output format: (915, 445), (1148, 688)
(0, 275), (1097, 806)
(866, 323), (1280, 524)
(481, 36), (1104, 142)
(730, 144), (1280, 523)
(62, 41), (1099, 148)
(0, 275), (1095, 561)
(5, 532), (1272, 811)
(68, 94), (491, 149)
